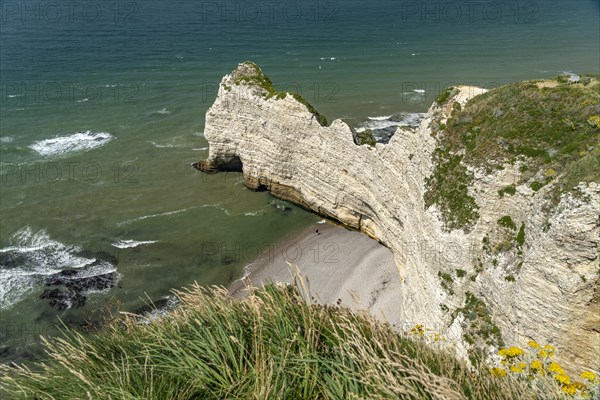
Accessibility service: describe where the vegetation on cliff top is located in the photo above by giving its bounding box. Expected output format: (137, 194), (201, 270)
(232, 61), (328, 127)
(1, 283), (586, 400)
(354, 128), (377, 147)
(426, 75), (600, 231)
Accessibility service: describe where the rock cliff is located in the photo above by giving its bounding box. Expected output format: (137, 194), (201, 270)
(197, 62), (600, 373)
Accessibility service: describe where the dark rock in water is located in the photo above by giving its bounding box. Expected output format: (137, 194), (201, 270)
(132, 297), (174, 316)
(41, 271), (116, 310)
(373, 126), (398, 144)
(0, 346), (13, 359)
(40, 287), (85, 310)
(75, 250), (118, 266)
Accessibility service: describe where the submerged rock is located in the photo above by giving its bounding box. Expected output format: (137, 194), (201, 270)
(39, 250), (118, 310)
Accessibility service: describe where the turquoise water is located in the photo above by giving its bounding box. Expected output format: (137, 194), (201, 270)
(1, 0), (599, 362)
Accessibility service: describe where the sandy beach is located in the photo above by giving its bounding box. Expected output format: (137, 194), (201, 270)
(230, 221), (409, 329)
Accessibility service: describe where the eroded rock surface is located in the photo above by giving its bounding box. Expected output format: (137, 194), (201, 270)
(198, 62), (599, 373)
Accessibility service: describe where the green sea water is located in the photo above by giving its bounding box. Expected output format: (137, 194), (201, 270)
(0, 0), (599, 362)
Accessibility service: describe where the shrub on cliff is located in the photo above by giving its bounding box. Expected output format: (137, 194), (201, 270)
(0, 283), (573, 399)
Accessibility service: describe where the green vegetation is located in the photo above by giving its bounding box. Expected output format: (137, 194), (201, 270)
(498, 215), (517, 230)
(498, 185), (517, 197)
(423, 151), (480, 232)
(233, 61), (328, 126)
(425, 76), (600, 230)
(0, 283), (554, 400)
(516, 223), (526, 247)
(354, 129), (376, 147)
(435, 87), (456, 105)
(456, 269), (467, 278)
(438, 270), (455, 295)
(505, 275), (516, 282)
(452, 292), (504, 361)
(530, 181), (544, 191)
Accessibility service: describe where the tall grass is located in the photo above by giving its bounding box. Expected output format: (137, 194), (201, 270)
(1, 282), (566, 399)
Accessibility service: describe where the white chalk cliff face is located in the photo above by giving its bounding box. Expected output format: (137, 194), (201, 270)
(198, 62), (599, 373)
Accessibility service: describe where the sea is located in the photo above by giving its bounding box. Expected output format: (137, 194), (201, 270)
(1, 0), (598, 363)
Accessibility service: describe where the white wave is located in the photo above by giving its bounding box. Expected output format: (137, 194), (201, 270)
(7, 94), (20, 98)
(118, 206), (203, 226)
(358, 113), (427, 136)
(360, 120), (399, 131)
(413, 89), (426, 94)
(316, 219), (327, 224)
(149, 141), (176, 148)
(192, 147), (209, 151)
(138, 296), (180, 324)
(153, 108), (171, 115)
(368, 115), (393, 121)
(244, 210), (264, 216)
(0, 227), (114, 310)
(112, 239), (158, 249)
(192, 131), (205, 137)
(397, 112), (427, 128)
(29, 131), (113, 156)
(0, 136), (15, 143)
(77, 98), (89, 103)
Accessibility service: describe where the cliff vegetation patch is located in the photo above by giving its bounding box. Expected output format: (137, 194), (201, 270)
(232, 61), (328, 127)
(426, 75), (599, 230)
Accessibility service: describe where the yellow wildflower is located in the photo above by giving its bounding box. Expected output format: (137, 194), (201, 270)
(410, 324), (425, 336)
(548, 362), (565, 375)
(528, 340), (540, 349)
(510, 362), (527, 373)
(555, 373), (571, 385)
(544, 344), (555, 356)
(561, 384), (577, 395)
(490, 367), (507, 377)
(572, 381), (587, 390)
(498, 346), (525, 358)
(581, 371), (596, 381)
(530, 360), (543, 371)
(538, 350), (548, 358)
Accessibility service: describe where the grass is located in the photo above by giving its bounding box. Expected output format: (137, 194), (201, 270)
(232, 61), (328, 127)
(425, 76), (600, 231)
(0, 282), (564, 400)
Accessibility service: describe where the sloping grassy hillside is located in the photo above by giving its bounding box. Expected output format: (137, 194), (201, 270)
(0, 283), (573, 400)
(425, 75), (600, 231)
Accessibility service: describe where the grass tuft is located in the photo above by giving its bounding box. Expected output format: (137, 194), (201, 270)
(0, 283), (563, 400)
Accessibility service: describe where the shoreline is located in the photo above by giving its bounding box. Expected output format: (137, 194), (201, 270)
(229, 220), (410, 330)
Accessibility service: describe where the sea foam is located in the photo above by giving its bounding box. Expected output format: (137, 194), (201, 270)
(0, 227), (115, 310)
(29, 131), (113, 156)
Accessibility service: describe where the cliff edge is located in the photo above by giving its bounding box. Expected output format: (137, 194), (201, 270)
(197, 61), (600, 373)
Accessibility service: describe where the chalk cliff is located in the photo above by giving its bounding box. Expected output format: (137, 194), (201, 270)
(197, 62), (599, 373)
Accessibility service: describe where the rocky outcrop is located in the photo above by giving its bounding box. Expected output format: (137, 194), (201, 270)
(197, 62), (599, 373)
